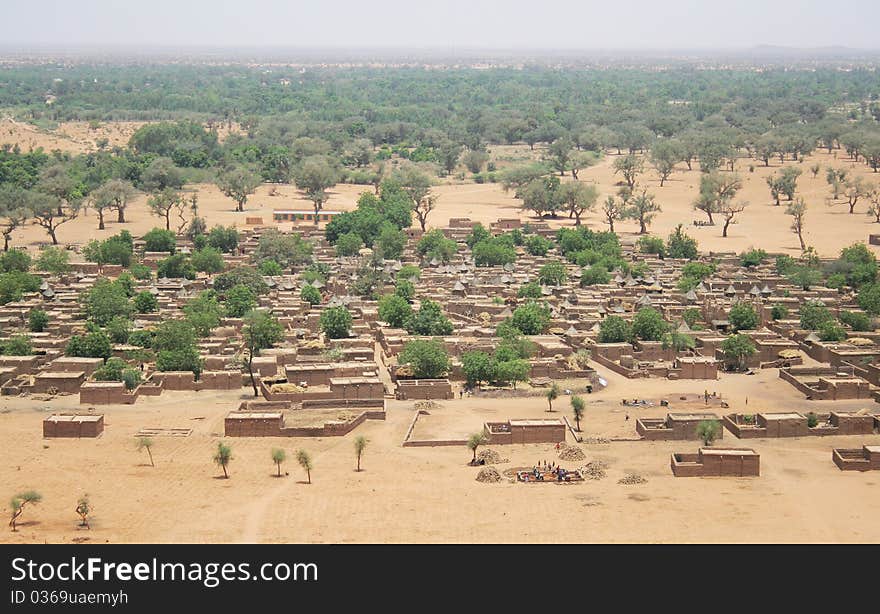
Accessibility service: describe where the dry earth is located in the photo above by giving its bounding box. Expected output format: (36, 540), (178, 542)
(1, 366), (878, 544)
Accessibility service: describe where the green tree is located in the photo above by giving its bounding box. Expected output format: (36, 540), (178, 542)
(157, 253), (195, 280)
(632, 308), (668, 341)
(398, 339), (451, 379)
(800, 301), (834, 330)
(1, 335), (33, 356)
(696, 420), (721, 446)
(625, 189), (661, 234)
(319, 306), (353, 339)
(94, 357), (127, 381)
(416, 229), (457, 264)
(571, 395), (585, 431)
(9, 491), (42, 532)
(206, 226), (239, 253)
(241, 309), (284, 396)
(84, 279), (132, 326)
(465, 223), (491, 249)
(143, 228), (176, 253)
(378, 294), (413, 328)
(133, 291), (158, 313)
(467, 432), (487, 464)
(251, 229), (313, 268)
(0, 249), (31, 272)
(215, 266), (269, 295)
(613, 154), (643, 190)
(297, 449), (313, 484)
(510, 301), (551, 335)
(106, 316), (132, 344)
(224, 284), (257, 318)
(650, 140), (680, 187)
(858, 283), (880, 315)
(786, 198), (808, 251)
(294, 156), (338, 224)
(518, 281), (543, 298)
(721, 334), (756, 371)
(462, 351), (494, 387)
(394, 166), (436, 232)
(354, 436), (368, 472)
(493, 358), (530, 389)
(537, 261), (568, 286)
(666, 225), (698, 260)
(217, 165), (261, 212)
(35, 247), (70, 275)
(213, 442), (232, 479)
(335, 232), (364, 257)
(75, 495), (91, 529)
(406, 300), (452, 335)
(271, 448), (287, 477)
(728, 303), (759, 332)
(580, 266), (611, 286)
(375, 224), (406, 259)
(395, 279), (415, 301)
(525, 234), (552, 256)
(598, 316), (632, 343)
(693, 172), (742, 225)
(66, 330), (112, 360)
(557, 181), (599, 225)
(300, 284), (321, 306)
(546, 382), (560, 412)
(93, 178), (137, 224)
(473, 237), (517, 266)
(28, 309), (48, 332)
(146, 188), (183, 231)
(122, 368), (142, 391)
(258, 259), (283, 276)
(190, 247), (224, 274)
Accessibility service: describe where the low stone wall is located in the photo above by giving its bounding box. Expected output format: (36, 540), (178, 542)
(301, 398), (385, 410)
(153, 371), (241, 391)
(225, 409), (385, 437)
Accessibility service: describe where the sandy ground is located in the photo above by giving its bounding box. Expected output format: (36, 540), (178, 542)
(5, 135), (879, 258)
(0, 118), (243, 155)
(2, 366), (878, 544)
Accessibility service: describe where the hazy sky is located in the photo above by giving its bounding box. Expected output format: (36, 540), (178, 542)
(2, 0), (878, 50)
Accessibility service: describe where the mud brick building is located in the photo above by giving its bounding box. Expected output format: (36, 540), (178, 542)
(43, 414), (104, 438)
(636, 413), (722, 441)
(484, 418), (566, 445)
(671, 447), (760, 477)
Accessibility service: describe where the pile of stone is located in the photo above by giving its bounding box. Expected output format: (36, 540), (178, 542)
(478, 449), (508, 464)
(580, 461), (608, 480)
(475, 466), (502, 483)
(414, 400), (440, 410)
(582, 436), (610, 444)
(558, 443), (586, 461)
(618, 473), (647, 485)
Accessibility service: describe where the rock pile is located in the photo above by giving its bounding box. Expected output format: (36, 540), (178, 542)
(580, 461), (608, 480)
(478, 449), (508, 464)
(414, 400), (440, 410)
(558, 443), (586, 461)
(618, 473), (647, 485)
(582, 436), (610, 444)
(476, 466), (502, 483)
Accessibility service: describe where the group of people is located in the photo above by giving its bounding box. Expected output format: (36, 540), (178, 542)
(525, 460), (570, 482)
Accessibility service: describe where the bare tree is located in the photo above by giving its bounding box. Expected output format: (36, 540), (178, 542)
(720, 200), (748, 238)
